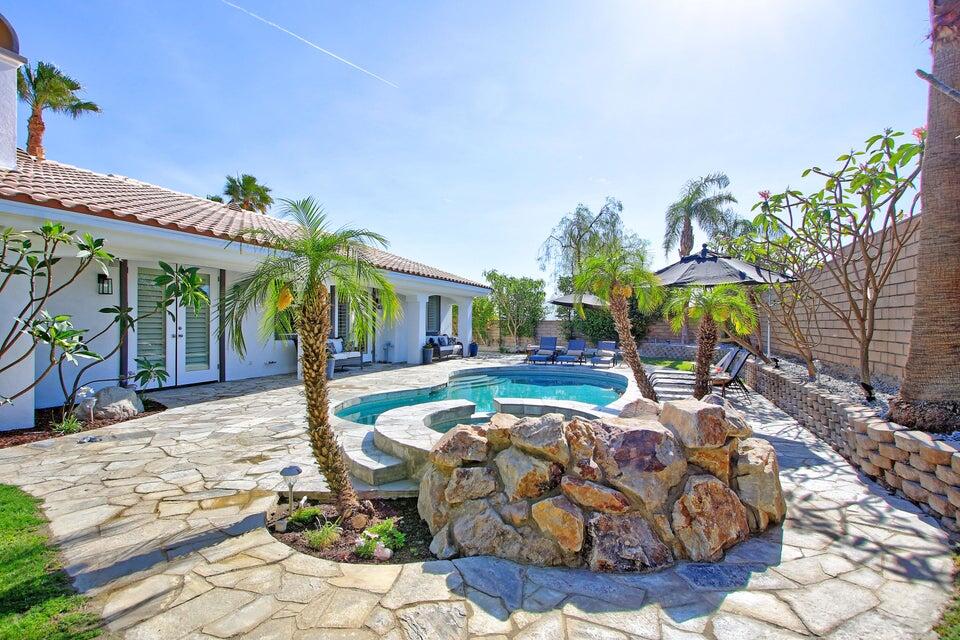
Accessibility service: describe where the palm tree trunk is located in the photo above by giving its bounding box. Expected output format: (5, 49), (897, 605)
(298, 286), (363, 519)
(693, 317), (718, 399)
(26, 106), (45, 160)
(679, 218), (694, 257)
(888, 0), (960, 432)
(609, 294), (658, 401)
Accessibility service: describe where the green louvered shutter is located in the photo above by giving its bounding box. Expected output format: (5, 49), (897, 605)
(137, 268), (166, 366)
(184, 273), (211, 371)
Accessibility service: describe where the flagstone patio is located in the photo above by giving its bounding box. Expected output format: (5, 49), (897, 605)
(0, 358), (953, 639)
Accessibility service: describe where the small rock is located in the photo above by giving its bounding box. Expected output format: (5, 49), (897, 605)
(510, 413), (570, 464)
(618, 397), (660, 419)
(497, 500), (530, 527)
(560, 476), (630, 513)
(531, 495), (584, 553)
(429, 524), (457, 559)
(735, 438), (787, 531)
(450, 504), (523, 558)
(659, 398), (728, 448)
(374, 542), (393, 561)
(418, 466), (451, 535)
(429, 425), (490, 471)
(483, 413), (518, 450)
(686, 438), (738, 486)
(672, 475), (749, 561)
(586, 512), (673, 572)
(494, 446), (562, 501)
(444, 467), (497, 504)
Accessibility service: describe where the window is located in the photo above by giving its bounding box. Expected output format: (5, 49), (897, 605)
(426, 295), (441, 335)
(184, 274), (211, 371)
(337, 292), (349, 339)
(136, 268), (165, 366)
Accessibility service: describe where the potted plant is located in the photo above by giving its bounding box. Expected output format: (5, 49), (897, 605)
(422, 341), (435, 365)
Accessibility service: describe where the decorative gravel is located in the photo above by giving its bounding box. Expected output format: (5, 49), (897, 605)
(772, 356), (895, 418)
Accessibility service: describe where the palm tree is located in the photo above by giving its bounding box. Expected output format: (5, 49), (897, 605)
(664, 173), (738, 258)
(207, 194), (224, 203)
(888, 0), (960, 432)
(574, 241), (663, 401)
(223, 197), (400, 524)
(663, 284), (757, 399)
(17, 61), (101, 160)
(223, 174), (273, 213)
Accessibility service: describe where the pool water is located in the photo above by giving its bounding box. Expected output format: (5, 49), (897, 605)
(335, 371), (625, 426)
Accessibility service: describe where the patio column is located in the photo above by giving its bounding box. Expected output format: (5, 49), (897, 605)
(404, 293), (428, 364)
(457, 297), (473, 355)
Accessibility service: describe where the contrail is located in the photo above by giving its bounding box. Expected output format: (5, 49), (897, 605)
(219, 0), (399, 88)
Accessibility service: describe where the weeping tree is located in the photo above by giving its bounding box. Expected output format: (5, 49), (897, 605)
(663, 284), (757, 399)
(223, 197), (400, 526)
(574, 240), (663, 401)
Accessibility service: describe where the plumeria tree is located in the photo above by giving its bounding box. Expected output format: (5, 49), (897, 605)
(483, 270), (545, 350)
(223, 197), (399, 526)
(663, 284), (757, 399)
(574, 240), (663, 401)
(753, 129), (923, 400)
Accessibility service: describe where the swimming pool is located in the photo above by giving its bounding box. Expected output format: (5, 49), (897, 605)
(334, 367), (627, 427)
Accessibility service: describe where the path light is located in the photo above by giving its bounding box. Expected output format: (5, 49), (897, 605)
(279, 465), (302, 513)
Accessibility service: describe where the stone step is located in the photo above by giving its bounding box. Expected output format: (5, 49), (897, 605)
(342, 430), (409, 486)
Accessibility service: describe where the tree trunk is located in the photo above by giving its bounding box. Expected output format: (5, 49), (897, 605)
(889, 1), (960, 431)
(679, 217), (694, 258)
(694, 317), (718, 399)
(297, 286), (362, 521)
(26, 106), (45, 160)
(609, 294), (658, 401)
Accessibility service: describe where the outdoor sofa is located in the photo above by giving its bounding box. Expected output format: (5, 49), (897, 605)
(327, 337), (363, 371)
(428, 334), (463, 359)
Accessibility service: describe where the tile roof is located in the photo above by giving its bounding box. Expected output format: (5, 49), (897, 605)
(0, 150), (487, 289)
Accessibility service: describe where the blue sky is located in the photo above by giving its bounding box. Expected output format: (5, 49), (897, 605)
(8, 1), (931, 288)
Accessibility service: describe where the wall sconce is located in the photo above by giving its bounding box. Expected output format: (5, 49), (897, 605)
(97, 273), (113, 295)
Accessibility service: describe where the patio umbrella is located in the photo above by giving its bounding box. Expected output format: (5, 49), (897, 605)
(549, 293), (606, 309)
(655, 244), (794, 288)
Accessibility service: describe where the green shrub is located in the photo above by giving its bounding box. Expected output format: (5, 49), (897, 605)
(365, 518), (406, 551)
(288, 506), (323, 527)
(355, 536), (377, 559)
(52, 415), (82, 435)
(305, 522), (341, 550)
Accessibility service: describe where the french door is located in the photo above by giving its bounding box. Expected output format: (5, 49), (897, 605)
(132, 263), (220, 388)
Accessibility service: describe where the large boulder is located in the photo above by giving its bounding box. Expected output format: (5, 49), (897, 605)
(586, 512), (673, 572)
(444, 467), (497, 504)
(510, 414), (570, 464)
(672, 475), (749, 561)
(659, 398), (728, 448)
(560, 476), (630, 513)
(735, 438), (787, 531)
(87, 386), (144, 422)
(531, 495), (584, 553)
(429, 425), (490, 471)
(494, 447), (562, 501)
(593, 419), (686, 512)
(418, 466), (451, 534)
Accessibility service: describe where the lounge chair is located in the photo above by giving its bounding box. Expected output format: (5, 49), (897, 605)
(528, 336), (558, 364)
(590, 341), (617, 368)
(711, 349), (751, 397)
(556, 339), (586, 365)
(649, 347), (739, 383)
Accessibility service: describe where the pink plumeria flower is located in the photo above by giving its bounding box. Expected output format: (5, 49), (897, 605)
(913, 126), (926, 141)
(758, 190), (771, 201)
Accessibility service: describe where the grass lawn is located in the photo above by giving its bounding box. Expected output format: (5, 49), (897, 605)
(0, 484), (100, 640)
(936, 555), (960, 639)
(640, 357), (696, 372)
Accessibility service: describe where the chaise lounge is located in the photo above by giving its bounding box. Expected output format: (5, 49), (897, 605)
(556, 339), (586, 365)
(528, 336), (558, 364)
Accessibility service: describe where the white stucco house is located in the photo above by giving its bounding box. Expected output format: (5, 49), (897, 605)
(0, 23), (488, 431)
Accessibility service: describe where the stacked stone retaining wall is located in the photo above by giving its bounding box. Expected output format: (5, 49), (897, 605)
(746, 360), (960, 534)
